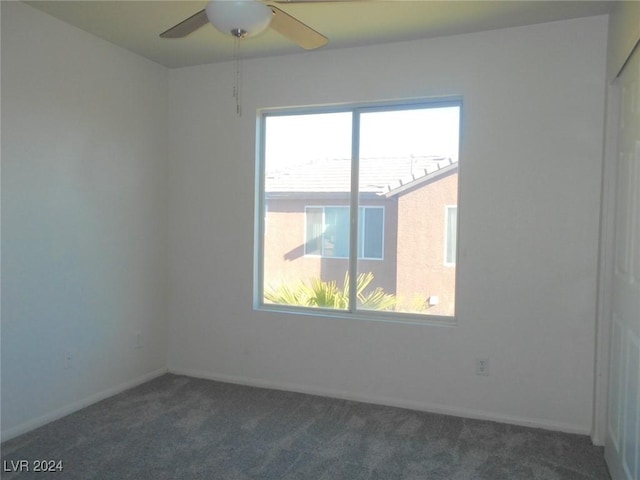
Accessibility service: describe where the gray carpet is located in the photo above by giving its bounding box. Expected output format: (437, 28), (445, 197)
(1, 374), (610, 480)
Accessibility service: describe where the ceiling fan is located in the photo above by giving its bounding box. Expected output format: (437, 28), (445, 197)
(160, 0), (329, 50)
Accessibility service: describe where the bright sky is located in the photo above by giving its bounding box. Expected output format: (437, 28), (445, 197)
(264, 106), (460, 173)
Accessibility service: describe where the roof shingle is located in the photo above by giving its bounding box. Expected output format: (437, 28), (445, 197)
(265, 156), (457, 195)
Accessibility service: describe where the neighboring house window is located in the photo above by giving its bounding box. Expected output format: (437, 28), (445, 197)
(258, 99), (461, 320)
(305, 206), (384, 260)
(445, 206), (457, 266)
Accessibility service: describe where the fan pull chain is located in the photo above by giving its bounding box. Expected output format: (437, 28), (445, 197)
(233, 36), (242, 117)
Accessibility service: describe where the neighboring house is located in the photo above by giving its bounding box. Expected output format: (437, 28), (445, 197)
(264, 156), (458, 316)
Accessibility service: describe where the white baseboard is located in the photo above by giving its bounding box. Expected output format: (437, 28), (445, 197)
(168, 367), (591, 437)
(1, 368), (168, 443)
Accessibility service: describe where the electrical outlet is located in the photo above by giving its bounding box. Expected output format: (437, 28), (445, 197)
(475, 358), (489, 376)
(63, 351), (73, 369)
(135, 332), (143, 349)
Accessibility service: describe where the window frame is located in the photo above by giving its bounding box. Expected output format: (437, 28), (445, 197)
(255, 97), (462, 325)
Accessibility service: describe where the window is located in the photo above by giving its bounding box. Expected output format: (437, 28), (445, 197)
(305, 206), (384, 259)
(445, 206), (457, 266)
(259, 99), (461, 319)
(359, 207), (384, 259)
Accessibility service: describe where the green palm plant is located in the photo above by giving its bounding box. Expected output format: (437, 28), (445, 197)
(264, 272), (397, 311)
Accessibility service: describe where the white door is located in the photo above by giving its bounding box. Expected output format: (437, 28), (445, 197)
(605, 44), (640, 480)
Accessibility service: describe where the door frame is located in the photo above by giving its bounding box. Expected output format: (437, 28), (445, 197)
(592, 75), (621, 447)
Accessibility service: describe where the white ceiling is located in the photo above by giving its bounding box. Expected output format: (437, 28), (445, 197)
(26, 1), (616, 69)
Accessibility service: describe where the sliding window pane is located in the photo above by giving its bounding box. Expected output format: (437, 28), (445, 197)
(305, 207), (323, 256)
(360, 207), (384, 259)
(324, 207), (349, 258)
(262, 112), (352, 310)
(357, 106), (460, 315)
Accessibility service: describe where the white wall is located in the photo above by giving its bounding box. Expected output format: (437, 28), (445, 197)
(168, 15), (609, 434)
(1, 2), (169, 439)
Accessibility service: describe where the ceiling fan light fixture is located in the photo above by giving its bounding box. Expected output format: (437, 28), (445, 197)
(205, 0), (273, 38)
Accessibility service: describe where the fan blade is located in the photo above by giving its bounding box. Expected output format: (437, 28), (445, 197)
(160, 9), (209, 38)
(268, 5), (328, 50)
